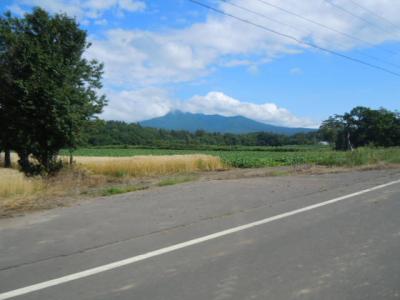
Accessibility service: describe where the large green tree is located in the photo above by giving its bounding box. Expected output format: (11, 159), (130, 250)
(319, 106), (400, 150)
(0, 8), (106, 174)
(319, 116), (345, 146)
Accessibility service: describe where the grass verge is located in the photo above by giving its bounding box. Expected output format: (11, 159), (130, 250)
(157, 175), (198, 187)
(0, 169), (42, 198)
(100, 185), (148, 196)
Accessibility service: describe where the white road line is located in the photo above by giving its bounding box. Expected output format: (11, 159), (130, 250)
(1, 179), (400, 300)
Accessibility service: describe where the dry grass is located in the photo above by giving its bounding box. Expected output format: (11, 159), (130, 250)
(0, 154), (223, 216)
(0, 166), (109, 216)
(42, 166), (107, 197)
(0, 168), (42, 198)
(74, 154), (225, 177)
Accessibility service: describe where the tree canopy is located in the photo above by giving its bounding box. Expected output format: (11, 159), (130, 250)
(0, 8), (106, 174)
(78, 119), (318, 148)
(319, 106), (400, 150)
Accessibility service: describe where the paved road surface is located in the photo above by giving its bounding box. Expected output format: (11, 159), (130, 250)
(0, 169), (400, 299)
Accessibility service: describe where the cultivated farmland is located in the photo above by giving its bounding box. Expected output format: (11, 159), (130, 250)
(74, 154), (224, 177)
(63, 146), (400, 169)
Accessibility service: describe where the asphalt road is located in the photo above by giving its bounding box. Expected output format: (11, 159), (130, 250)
(0, 169), (400, 299)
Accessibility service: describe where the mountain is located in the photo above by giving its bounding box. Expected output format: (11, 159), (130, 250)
(139, 111), (315, 135)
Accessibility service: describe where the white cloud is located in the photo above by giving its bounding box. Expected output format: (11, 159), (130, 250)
(11, 0), (145, 22)
(221, 59), (253, 67)
(118, 0), (145, 12)
(86, 29), (214, 87)
(289, 67), (303, 76)
(86, 0), (400, 88)
(102, 89), (318, 128)
(6, 4), (26, 16)
(11, 0), (400, 88)
(101, 88), (174, 122)
(181, 92), (318, 128)
(94, 18), (108, 26)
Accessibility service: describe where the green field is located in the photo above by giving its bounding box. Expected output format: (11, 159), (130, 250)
(64, 146), (400, 168)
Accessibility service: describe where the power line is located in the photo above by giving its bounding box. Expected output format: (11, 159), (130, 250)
(324, 0), (399, 39)
(219, 0), (400, 70)
(347, 0), (400, 33)
(253, 0), (399, 57)
(188, 0), (400, 78)
(220, 0), (305, 35)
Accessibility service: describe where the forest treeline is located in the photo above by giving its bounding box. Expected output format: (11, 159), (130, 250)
(81, 120), (319, 148)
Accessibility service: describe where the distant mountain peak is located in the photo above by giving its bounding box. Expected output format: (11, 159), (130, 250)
(140, 111), (315, 135)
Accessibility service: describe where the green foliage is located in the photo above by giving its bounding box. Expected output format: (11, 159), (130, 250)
(80, 120), (319, 148)
(319, 116), (344, 145)
(100, 185), (147, 196)
(320, 107), (400, 150)
(64, 146), (400, 169)
(0, 8), (106, 174)
(157, 175), (198, 186)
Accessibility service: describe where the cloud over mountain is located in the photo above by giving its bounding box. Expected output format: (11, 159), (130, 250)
(102, 90), (318, 128)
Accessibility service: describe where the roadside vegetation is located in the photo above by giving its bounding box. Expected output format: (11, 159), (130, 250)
(100, 185), (148, 197)
(157, 175), (199, 187)
(0, 154), (222, 216)
(0, 169), (42, 198)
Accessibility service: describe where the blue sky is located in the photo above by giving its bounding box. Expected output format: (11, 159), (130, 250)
(1, 0), (399, 127)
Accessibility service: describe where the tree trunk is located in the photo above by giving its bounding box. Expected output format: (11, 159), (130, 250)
(18, 151), (30, 174)
(347, 132), (353, 151)
(42, 151), (49, 172)
(69, 152), (73, 165)
(4, 149), (11, 168)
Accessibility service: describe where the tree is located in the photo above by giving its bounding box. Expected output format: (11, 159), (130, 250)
(0, 13), (14, 168)
(319, 106), (400, 150)
(319, 116), (344, 146)
(0, 8), (106, 174)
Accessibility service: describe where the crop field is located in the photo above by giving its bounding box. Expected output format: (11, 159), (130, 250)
(64, 146), (400, 168)
(74, 154), (223, 177)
